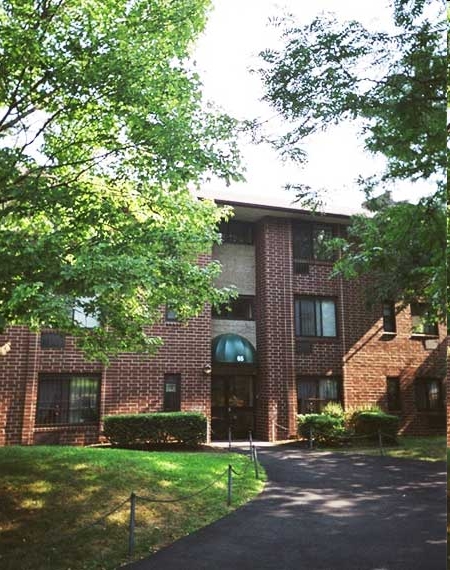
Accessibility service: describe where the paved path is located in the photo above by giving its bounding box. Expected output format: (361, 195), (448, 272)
(125, 445), (446, 570)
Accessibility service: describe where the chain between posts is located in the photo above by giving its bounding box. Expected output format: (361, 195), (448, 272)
(307, 428), (398, 456)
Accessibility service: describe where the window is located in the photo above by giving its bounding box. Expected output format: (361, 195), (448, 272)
(40, 332), (65, 349)
(386, 377), (401, 411)
(294, 297), (337, 337)
(410, 303), (438, 336)
(165, 306), (178, 322)
(36, 374), (100, 426)
(72, 297), (99, 328)
(212, 296), (255, 320)
(219, 220), (254, 245)
(415, 378), (443, 411)
(297, 377), (340, 414)
(293, 222), (335, 267)
(382, 301), (396, 333)
(164, 374), (181, 411)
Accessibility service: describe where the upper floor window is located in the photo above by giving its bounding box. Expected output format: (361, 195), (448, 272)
(36, 374), (100, 426)
(72, 297), (100, 328)
(165, 306), (178, 322)
(382, 301), (396, 333)
(212, 296), (255, 320)
(292, 222), (335, 265)
(410, 303), (438, 336)
(219, 220), (254, 245)
(294, 297), (337, 338)
(40, 331), (65, 349)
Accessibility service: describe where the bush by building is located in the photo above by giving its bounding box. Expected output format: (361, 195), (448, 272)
(298, 405), (400, 447)
(297, 413), (347, 445)
(350, 410), (399, 443)
(103, 412), (207, 448)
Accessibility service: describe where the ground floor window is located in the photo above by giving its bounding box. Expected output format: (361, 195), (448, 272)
(386, 377), (401, 411)
(297, 377), (341, 414)
(164, 374), (181, 411)
(415, 378), (444, 411)
(36, 374), (100, 426)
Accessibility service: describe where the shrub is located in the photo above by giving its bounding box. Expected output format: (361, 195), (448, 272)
(298, 413), (347, 446)
(103, 412), (207, 448)
(352, 410), (399, 443)
(344, 404), (383, 424)
(321, 401), (345, 418)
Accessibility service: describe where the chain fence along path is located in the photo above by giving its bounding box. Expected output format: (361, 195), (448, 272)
(125, 443), (446, 570)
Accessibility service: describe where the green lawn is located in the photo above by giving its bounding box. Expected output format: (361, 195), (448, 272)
(0, 446), (265, 570)
(320, 436), (446, 462)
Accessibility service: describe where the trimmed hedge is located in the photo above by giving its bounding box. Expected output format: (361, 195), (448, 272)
(352, 411), (399, 443)
(103, 412), (207, 448)
(298, 413), (347, 445)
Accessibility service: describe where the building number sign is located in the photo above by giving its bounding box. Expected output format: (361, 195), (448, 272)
(236, 355), (245, 362)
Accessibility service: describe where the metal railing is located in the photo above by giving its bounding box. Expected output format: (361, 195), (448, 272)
(305, 428), (398, 456)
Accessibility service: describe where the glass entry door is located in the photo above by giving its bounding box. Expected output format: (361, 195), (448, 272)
(211, 375), (255, 440)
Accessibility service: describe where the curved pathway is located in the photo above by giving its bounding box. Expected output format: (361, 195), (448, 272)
(125, 445), (446, 570)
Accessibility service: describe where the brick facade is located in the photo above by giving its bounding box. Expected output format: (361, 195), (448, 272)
(0, 203), (446, 445)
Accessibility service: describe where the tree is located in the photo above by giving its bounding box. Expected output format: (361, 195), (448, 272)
(0, 0), (242, 360)
(257, 0), (446, 319)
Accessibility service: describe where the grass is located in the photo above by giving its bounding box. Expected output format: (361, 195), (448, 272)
(0, 446), (265, 570)
(319, 436), (446, 462)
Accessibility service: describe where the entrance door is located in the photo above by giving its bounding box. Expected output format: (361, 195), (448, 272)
(211, 375), (255, 440)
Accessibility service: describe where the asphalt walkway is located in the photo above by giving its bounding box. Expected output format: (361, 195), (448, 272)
(125, 444), (446, 570)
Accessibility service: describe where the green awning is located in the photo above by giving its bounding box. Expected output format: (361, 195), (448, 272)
(212, 334), (256, 364)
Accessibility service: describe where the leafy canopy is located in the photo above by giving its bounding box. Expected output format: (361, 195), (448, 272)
(0, 0), (243, 360)
(257, 0), (446, 319)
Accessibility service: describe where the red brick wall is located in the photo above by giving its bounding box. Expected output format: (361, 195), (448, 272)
(0, 309), (211, 446)
(0, 214), (446, 445)
(342, 276), (446, 435)
(255, 217), (297, 440)
(254, 217), (445, 438)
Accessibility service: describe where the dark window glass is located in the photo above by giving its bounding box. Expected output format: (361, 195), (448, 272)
(295, 297), (336, 337)
(386, 377), (401, 410)
(41, 332), (65, 349)
(382, 301), (396, 333)
(219, 221), (254, 245)
(212, 296), (255, 320)
(164, 374), (181, 411)
(411, 303), (438, 335)
(36, 375), (100, 426)
(415, 379), (443, 411)
(293, 222), (335, 267)
(165, 306), (178, 322)
(297, 377), (340, 413)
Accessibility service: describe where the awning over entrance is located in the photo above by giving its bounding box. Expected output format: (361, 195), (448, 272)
(212, 334), (256, 364)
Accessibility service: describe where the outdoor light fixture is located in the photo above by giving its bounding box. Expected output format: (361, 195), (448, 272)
(202, 364), (212, 375)
(0, 342), (11, 356)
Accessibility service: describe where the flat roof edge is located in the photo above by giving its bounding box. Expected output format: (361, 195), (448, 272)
(211, 198), (352, 221)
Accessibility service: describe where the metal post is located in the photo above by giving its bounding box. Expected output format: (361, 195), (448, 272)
(253, 446), (259, 480)
(378, 429), (384, 456)
(309, 426), (314, 449)
(227, 464), (232, 506)
(128, 492), (136, 558)
(228, 426), (232, 451)
(249, 429), (253, 452)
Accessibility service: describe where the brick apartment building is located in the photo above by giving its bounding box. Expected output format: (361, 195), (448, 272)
(0, 200), (446, 446)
